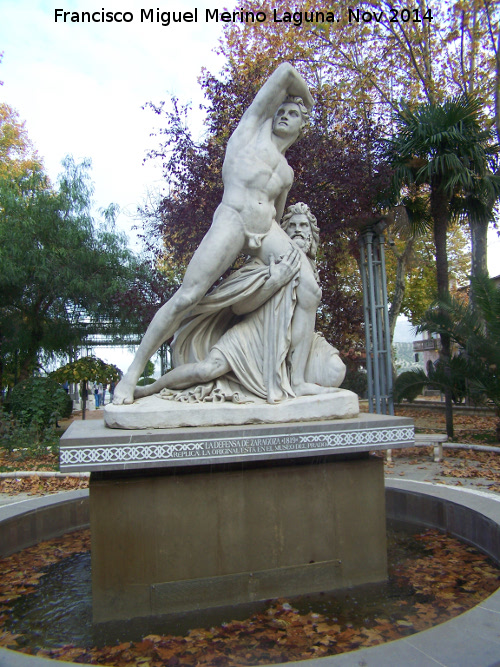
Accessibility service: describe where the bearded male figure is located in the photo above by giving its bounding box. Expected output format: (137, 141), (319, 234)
(134, 203), (346, 404)
(113, 62), (315, 405)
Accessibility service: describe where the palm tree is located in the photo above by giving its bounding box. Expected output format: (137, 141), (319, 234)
(394, 274), (500, 441)
(454, 169), (500, 306)
(390, 94), (499, 438)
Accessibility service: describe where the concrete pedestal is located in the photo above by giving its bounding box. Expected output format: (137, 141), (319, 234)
(90, 455), (386, 622)
(61, 414), (413, 623)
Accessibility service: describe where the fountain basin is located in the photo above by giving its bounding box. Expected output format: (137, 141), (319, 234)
(1, 481), (500, 666)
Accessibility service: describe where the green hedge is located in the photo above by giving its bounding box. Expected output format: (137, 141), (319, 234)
(10, 376), (70, 428)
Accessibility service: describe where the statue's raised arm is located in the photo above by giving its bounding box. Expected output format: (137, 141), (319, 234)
(240, 62), (314, 128)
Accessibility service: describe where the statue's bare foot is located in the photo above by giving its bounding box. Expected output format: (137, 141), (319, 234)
(293, 382), (339, 397)
(112, 376), (136, 404)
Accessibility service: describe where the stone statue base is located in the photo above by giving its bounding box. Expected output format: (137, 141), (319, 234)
(60, 413), (413, 622)
(90, 455), (386, 622)
(103, 389), (359, 430)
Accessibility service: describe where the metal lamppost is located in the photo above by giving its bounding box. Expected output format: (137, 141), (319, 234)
(358, 219), (394, 416)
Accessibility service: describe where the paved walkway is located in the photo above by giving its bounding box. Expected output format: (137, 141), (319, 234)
(386, 450), (500, 495)
(0, 492), (34, 507)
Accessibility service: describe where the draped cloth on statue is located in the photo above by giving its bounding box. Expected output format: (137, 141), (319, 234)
(165, 258), (296, 404)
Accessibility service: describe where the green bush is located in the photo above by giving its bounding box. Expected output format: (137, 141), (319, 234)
(394, 370), (425, 403)
(136, 377), (156, 386)
(0, 410), (17, 453)
(341, 368), (368, 397)
(60, 391), (73, 419)
(0, 410), (59, 456)
(10, 376), (69, 428)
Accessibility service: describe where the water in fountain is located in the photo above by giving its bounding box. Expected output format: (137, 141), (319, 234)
(5, 522), (446, 651)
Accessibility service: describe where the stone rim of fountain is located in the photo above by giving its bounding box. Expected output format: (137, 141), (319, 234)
(1, 481), (500, 667)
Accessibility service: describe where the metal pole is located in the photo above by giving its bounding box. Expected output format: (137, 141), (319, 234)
(372, 235), (385, 411)
(359, 221), (393, 416)
(359, 236), (374, 412)
(365, 230), (381, 412)
(378, 234), (394, 415)
(375, 235), (390, 412)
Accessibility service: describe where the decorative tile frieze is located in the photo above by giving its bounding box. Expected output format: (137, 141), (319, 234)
(60, 417), (414, 472)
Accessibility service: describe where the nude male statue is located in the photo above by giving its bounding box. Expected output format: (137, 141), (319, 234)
(113, 62), (315, 404)
(133, 203), (344, 401)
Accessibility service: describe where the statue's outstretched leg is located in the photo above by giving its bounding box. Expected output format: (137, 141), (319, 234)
(134, 350), (230, 398)
(113, 210), (246, 404)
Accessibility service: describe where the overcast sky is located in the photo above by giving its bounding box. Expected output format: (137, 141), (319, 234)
(1, 0), (226, 249)
(1, 1), (499, 367)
